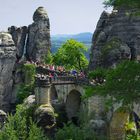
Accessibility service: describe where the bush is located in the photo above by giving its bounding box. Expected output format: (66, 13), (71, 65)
(17, 63), (36, 103)
(104, 0), (140, 8)
(43, 51), (53, 64)
(126, 133), (140, 140)
(0, 105), (48, 140)
(55, 122), (96, 140)
(17, 84), (33, 103)
(88, 67), (107, 84)
(87, 61), (140, 105)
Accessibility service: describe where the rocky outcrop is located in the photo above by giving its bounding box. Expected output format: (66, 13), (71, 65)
(8, 26), (28, 60)
(0, 32), (16, 111)
(8, 7), (51, 62)
(0, 110), (7, 129)
(26, 7), (51, 61)
(35, 104), (56, 130)
(0, 6), (51, 112)
(89, 8), (140, 70)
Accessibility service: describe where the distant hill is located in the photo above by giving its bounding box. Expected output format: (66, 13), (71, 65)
(51, 32), (92, 59)
(51, 32), (92, 42)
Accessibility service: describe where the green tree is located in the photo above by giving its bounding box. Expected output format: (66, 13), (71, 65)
(0, 105), (48, 140)
(53, 39), (88, 71)
(104, 0), (140, 8)
(43, 51), (53, 64)
(55, 123), (97, 140)
(88, 67), (107, 84)
(87, 61), (140, 105)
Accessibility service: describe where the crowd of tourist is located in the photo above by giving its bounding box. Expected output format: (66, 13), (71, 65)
(25, 60), (86, 82)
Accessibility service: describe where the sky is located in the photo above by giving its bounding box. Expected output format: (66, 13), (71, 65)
(0, 0), (112, 35)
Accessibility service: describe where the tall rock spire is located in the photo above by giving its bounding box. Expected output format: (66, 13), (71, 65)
(26, 7), (51, 61)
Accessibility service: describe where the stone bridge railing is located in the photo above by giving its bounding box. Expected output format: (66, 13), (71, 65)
(35, 66), (90, 86)
(35, 75), (90, 86)
(36, 66), (63, 76)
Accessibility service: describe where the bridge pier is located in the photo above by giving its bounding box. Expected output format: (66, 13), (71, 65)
(34, 76), (56, 134)
(35, 84), (52, 105)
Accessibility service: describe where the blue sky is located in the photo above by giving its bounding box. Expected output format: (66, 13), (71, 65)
(0, 0), (111, 35)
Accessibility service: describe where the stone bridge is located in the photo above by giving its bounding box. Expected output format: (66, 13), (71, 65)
(35, 66), (140, 140)
(35, 66), (89, 120)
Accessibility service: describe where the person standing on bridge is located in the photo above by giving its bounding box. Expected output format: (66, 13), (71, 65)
(49, 72), (53, 83)
(54, 72), (58, 81)
(80, 70), (85, 78)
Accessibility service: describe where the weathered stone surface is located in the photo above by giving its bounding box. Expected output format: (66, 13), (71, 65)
(0, 32), (16, 111)
(89, 119), (106, 136)
(0, 32), (14, 46)
(26, 7), (51, 61)
(8, 26), (28, 59)
(133, 102), (140, 118)
(109, 111), (129, 140)
(89, 8), (140, 69)
(88, 95), (106, 119)
(23, 95), (36, 108)
(66, 91), (81, 120)
(35, 104), (56, 132)
(0, 110), (7, 130)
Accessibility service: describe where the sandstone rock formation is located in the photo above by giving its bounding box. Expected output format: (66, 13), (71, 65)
(8, 26), (28, 60)
(8, 7), (51, 62)
(26, 7), (51, 61)
(89, 8), (140, 70)
(0, 110), (7, 129)
(0, 32), (16, 111)
(35, 104), (56, 136)
(0, 6), (51, 113)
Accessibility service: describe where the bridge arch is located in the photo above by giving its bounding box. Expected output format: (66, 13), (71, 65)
(65, 89), (81, 122)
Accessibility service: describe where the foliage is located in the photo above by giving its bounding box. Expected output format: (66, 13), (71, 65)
(55, 122), (96, 140)
(0, 105), (47, 140)
(125, 122), (136, 132)
(53, 39), (89, 71)
(125, 133), (140, 140)
(103, 0), (140, 8)
(17, 84), (33, 104)
(23, 63), (36, 85)
(85, 61), (140, 105)
(17, 63), (36, 103)
(83, 86), (95, 99)
(27, 121), (49, 140)
(88, 67), (107, 84)
(125, 116), (140, 140)
(43, 51), (53, 64)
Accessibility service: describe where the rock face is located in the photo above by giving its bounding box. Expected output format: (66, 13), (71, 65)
(0, 6), (51, 112)
(8, 7), (51, 62)
(0, 32), (16, 111)
(8, 26), (28, 60)
(89, 8), (140, 70)
(26, 7), (51, 61)
(0, 110), (7, 129)
(35, 104), (56, 136)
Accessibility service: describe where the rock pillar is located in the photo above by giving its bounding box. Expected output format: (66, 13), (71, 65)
(26, 7), (51, 61)
(0, 32), (16, 111)
(35, 76), (56, 134)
